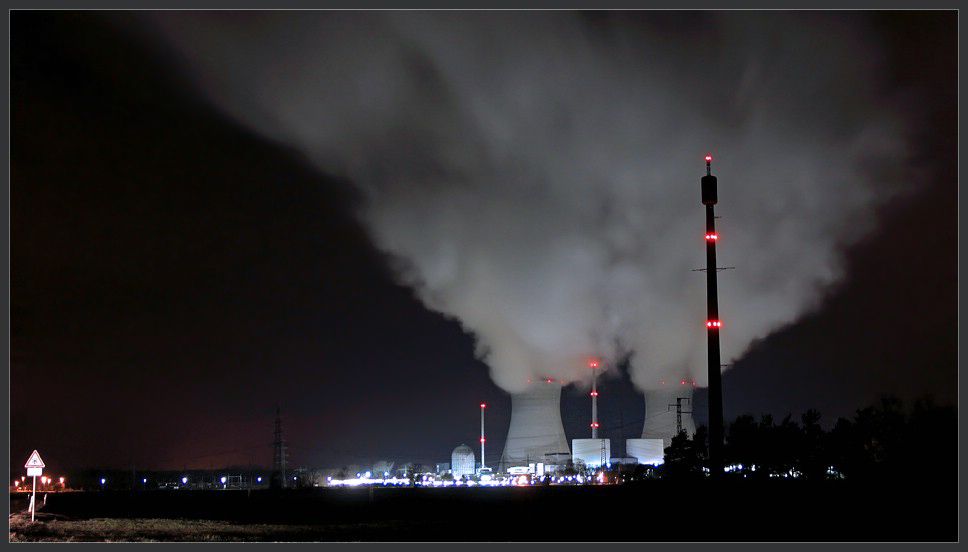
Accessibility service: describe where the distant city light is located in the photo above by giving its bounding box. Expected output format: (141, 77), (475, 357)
(182, 477), (188, 484)
(59, 477), (65, 484)
(220, 476), (227, 484)
(143, 478), (147, 483)
(100, 478), (106, 485)
(257, 477), (262, 483)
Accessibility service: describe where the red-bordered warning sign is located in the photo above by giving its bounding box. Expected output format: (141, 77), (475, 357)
(25, 450), (45, 468)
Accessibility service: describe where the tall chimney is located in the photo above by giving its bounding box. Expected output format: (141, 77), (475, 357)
(702, 154), (725, 477)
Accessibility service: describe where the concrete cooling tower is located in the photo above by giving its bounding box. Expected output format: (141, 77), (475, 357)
(500, 379), (571, 471)
(627, 384), (696, 465)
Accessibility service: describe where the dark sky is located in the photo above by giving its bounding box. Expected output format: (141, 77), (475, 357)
(9, 11), (956, 474)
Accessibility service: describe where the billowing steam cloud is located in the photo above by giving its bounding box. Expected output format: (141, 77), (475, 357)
(142, 12), (909, 393)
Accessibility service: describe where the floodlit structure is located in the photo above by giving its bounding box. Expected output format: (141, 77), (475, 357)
(642, 385), (696, 448)
(626, 438), (664, 465)
(572, 439), (611, 469)
(500, 379), (571, 471)
(627, 383), (696, 465)
(451, 444), (476, 478)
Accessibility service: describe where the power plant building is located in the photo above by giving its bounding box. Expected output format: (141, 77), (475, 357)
(451, 445), (476, 477)
(628, 385), (696, 465)
(626, 438), (664, 465)
(571, 438), (611, 469)
(500, 379), (571, 471)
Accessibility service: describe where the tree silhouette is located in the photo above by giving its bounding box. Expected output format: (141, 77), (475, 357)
(663, 427), (707, 480)
(798, 409), (827, 480)
(692, 395), (953, 482)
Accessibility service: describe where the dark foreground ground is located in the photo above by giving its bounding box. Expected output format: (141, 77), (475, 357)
(9, 479), (958, 542)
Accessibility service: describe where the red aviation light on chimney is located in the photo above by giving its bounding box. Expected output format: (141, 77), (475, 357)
(590, 422), (600, 428)
(706, 320), (723, 328)
(705, 233), (719, 241)
(590, 391), (598, 397)
(589, 360), (599, 369)
(480, 437), (486, 444)
(546, 378), (554, 384)
(480, 403), (486, 409)
(681, 380), (686, 385)
(705, 155), (713, 162)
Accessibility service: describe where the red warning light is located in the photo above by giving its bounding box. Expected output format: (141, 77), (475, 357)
(692, 381), (697, 387)
(705, 233), (719, 241)
(546, 379), (554, 383)
(589, 360), (599, 368)
(591, 423), (600, 428)
(681, 380), (686, 385)
(480, 403), (486, 409)
(660, 380), (666, 385)
(706, 320), (722, 328)
(480, 437), (486, 444)
(590, 391), (598, 397)
(705, 155), (713, 162)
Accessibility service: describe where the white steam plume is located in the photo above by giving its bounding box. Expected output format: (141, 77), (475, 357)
(143, 12), (909, 393)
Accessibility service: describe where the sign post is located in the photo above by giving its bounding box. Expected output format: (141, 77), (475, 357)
(24, 450), (45, 522)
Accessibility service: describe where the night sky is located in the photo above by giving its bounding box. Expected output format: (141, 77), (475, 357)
(9, 11), (956, 474)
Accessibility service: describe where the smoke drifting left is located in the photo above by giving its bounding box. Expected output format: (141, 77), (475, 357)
(140, 11), (915, 394)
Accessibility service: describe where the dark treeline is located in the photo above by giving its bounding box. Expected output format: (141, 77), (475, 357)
(662, 395), (956, 481)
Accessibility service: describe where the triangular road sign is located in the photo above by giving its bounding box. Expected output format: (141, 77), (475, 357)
(25, 450), (45, 468)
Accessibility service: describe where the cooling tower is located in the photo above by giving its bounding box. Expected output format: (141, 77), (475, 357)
(500, 379), (571, 471)
(642, 384), (696, 449)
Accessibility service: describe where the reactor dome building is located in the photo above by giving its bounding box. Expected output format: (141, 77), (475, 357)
(451, 444), (476, 478)
(500, 378), (571, 471)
